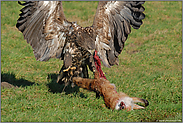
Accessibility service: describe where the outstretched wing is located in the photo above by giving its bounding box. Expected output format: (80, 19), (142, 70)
(92, 1), (145, 67)
(16, 1), (71, 61)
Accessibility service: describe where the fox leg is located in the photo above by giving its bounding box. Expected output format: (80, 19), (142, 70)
(72, 71), (149, 110)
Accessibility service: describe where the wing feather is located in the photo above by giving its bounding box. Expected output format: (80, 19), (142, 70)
(16, 1), (72, 61)
(93, 1), (145, 67)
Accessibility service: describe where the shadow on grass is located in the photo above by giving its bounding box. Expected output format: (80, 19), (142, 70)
(47, 73), (88, 98)
(1, 72), (36, 88)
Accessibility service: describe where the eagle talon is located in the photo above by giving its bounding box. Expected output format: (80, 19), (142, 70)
(63, 66), (76, 72)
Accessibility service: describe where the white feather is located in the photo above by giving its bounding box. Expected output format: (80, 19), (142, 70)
(101, 42), (111, 50)
(104, 1), (119, 15)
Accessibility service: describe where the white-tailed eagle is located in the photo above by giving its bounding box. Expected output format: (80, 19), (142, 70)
(16, 1), (148, 110)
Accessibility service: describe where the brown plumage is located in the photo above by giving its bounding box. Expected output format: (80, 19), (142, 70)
(16, 1), (147, 110)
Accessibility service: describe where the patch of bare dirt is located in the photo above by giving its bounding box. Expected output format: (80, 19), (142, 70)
(1, 82), (18, 89)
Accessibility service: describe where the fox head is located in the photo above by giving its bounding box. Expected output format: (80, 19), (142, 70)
(115, 92), (149, 111)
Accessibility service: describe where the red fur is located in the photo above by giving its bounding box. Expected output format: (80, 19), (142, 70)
(72, 71), (149, 110)
(72, 72), (120, 110)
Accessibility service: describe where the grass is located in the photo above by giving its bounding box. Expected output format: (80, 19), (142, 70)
(1, 1), (182, 122)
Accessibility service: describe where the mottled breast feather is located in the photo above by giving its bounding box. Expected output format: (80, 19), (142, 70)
(92, 1), (145, 68)
(16, 1), (72, 61)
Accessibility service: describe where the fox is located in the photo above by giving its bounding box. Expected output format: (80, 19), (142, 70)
(72, 71), (149, 111)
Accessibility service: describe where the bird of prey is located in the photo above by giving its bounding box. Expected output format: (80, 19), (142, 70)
(16, 1), (147, 110)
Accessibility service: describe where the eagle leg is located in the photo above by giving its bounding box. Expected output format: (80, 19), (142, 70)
(57, 66), (65, 84)
(87, 53), (96, 73)
(57, 65), (74, 86)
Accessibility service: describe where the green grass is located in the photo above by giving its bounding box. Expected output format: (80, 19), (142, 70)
(1, 1), (182, 122)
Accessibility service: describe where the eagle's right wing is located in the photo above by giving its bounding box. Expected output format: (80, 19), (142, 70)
(16, 1), (71, 61)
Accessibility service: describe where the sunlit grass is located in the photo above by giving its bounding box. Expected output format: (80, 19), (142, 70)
(1, 1), (182, 122)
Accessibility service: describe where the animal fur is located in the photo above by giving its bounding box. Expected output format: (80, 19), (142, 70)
(73, 71), (149, 110)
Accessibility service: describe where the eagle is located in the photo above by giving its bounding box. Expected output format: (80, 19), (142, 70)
(16, 1), (147, 110)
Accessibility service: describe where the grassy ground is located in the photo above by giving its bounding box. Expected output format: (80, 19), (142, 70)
(1, 1), (182, 122)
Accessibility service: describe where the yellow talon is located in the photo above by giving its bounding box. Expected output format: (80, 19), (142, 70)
(70, 66), (76, 70)
(63, 66), (76, 72)
(63, 66), (70, 72)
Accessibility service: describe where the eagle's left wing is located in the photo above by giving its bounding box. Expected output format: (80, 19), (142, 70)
(92, 1), (145, 68)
